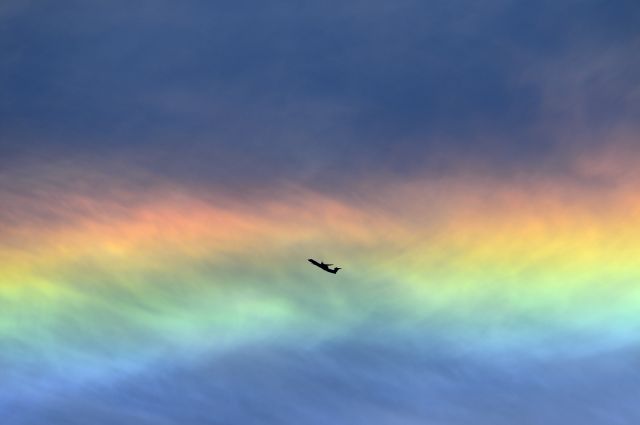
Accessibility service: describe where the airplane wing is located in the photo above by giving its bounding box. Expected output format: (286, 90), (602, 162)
(308, 259), (340, 274)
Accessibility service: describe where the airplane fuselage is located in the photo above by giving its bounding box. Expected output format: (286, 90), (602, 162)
(308, 259), (341, 274)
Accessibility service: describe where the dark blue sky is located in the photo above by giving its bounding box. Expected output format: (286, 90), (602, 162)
(2, 0), (639, 187)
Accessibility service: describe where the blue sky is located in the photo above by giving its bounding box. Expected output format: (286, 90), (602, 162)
(2, 0), (638, 184)
(2, 1), (640, 424)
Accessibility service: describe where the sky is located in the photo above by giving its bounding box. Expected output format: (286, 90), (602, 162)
(1, 1), (640, 424)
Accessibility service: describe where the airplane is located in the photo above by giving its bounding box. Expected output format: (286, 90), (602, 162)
(308, 258), (341, 274)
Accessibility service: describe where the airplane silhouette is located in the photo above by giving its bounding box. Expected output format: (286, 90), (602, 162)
(308, 259), (341, 274)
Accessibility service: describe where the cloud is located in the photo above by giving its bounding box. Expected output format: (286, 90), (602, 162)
(2, 3), (640, 423)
